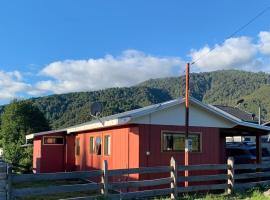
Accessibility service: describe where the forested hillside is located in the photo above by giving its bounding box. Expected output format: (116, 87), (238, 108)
(1, 70), (270, 129)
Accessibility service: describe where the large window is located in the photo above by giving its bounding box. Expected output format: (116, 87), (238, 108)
(95, 137), (102, 155)
(104, 135), (111, 156)
(43, 136), (64, 145)
(162, 131), (201, 152)
(75, 138), (80, 156)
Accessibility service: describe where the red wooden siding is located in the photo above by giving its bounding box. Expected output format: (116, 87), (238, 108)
(33, 132), (66, 173)
(65, 134), (75, 171)
(33, 138), (41, 173)
(74, 126), (140, 174)
(33, 124), (225, 177)
(138, 124), (221, 167)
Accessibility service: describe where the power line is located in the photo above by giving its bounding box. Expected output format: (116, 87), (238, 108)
(191, 5), (270, 65)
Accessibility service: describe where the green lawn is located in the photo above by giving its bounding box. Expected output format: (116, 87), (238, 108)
(154, 188), (270, 200)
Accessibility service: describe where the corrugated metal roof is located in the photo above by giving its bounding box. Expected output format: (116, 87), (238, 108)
(27, 97), (270, 138)
(67, 98), (183, 131)
(214, 105), (258, 123)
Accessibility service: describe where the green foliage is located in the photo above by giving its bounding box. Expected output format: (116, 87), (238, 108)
(1, 70), (270, 129)
(0, 100), (50, 172)
(26, 86), (172, 129)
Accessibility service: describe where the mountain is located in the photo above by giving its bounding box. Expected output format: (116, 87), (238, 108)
(1, 70), (270, 129)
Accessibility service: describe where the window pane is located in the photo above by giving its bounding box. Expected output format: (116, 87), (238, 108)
(44, 137), (64, 145)
(162, 132), (200, 152)
(90, 137), (94, 154)
(189, 134), (200, 152)
(95, 137), (102, 155)
(76, 138), (80, 156)
(104, 135), (111, 155)
(163, 134), (173, 151)
(173, 135), (185, 151)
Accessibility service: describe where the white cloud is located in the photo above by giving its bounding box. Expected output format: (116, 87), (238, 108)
(36, 50), (184, 94)
(0, 70), (33, 100)
(1, 29), (270, 102)
(258, 31), (270, 55)
(190, 37), (257, 71)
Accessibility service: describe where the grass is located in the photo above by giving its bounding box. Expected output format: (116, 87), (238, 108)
(152, 187), (270, 200)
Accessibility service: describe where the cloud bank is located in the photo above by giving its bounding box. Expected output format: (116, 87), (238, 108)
(35, 50), (184, 94)
(0, 30), (270, 102)
(0, 70), (33, 100)
(190, 30), (270, 72)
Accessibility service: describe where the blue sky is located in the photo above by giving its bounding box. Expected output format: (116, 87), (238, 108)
(0, 0), (270, 104)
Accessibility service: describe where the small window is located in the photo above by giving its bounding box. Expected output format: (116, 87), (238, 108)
(75, 138), (80, 156)
(162, 131), (200, 152)
(90, 137), (94, 154)
(95, 137), (102, 155)
(104, 135), (111, 155)
(43, 136), (64, 145)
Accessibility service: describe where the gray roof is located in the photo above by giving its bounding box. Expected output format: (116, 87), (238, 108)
(27, 97), (270, 139)
(214, 105), (258, 123)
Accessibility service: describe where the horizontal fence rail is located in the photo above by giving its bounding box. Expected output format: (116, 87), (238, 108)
(12, 183), (102, 198)
(108, 166), (172, 176)
(12, 170), (102, 183)
(1, 157), (270, 199)
(109, 177), (173, 190)
(234, 162), (270, 170)
(178, 164), (228, 171)
(178, 174), (229, 182)
(178, 183), (228, 193)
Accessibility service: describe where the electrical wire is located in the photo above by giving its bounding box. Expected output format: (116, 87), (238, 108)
(191, 5), (270, 65)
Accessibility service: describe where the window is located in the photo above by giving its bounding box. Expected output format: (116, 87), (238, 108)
(95, 137), (102, 155)
(43, 136), (64, 145)
(162, 131), (200, 152)
(75, 138), (80, 156)
(89, 137), (94, 154)
(104, 135), (111, 155)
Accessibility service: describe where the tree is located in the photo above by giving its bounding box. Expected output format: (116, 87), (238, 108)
(0, 100), (50, 172)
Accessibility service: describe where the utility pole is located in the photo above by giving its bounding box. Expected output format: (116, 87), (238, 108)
(184, 62), (190, 187)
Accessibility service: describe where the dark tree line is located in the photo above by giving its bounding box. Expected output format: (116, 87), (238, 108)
(1, 69), (270, 130)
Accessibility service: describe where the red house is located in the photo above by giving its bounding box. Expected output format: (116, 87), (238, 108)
(26, 97), (270, 173)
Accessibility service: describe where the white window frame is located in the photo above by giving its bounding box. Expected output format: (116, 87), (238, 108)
(104, 135), (111, 156)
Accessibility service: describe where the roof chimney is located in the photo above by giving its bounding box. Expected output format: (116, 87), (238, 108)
(251, 113), (256, 121)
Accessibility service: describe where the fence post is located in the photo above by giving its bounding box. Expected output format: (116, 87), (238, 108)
(227, 157), (234, 195)
(7, 165), (12, 200)
(101, 160), (108, 197)
(0, 161), (7, 200)
(170, 157), (178, 200)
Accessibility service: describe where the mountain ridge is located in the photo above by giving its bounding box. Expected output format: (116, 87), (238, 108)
(1, 70), (270, 129)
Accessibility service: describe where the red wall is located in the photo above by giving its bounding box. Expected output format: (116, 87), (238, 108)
(138, 124), (223, 186)
(33, 138), (41, 173)
(74, 125), (140, 174)
(65, 134), (76, 171)
(138, 124), (222, 167)
(33, 124), (225, 177)
(33, 132), (67, 173)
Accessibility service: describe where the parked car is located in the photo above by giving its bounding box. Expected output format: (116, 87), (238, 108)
(225, 143), (270, 164)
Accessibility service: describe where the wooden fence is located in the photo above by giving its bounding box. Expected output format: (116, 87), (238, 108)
(0, 160), (7, 199)
(1, 157), (270, 199)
